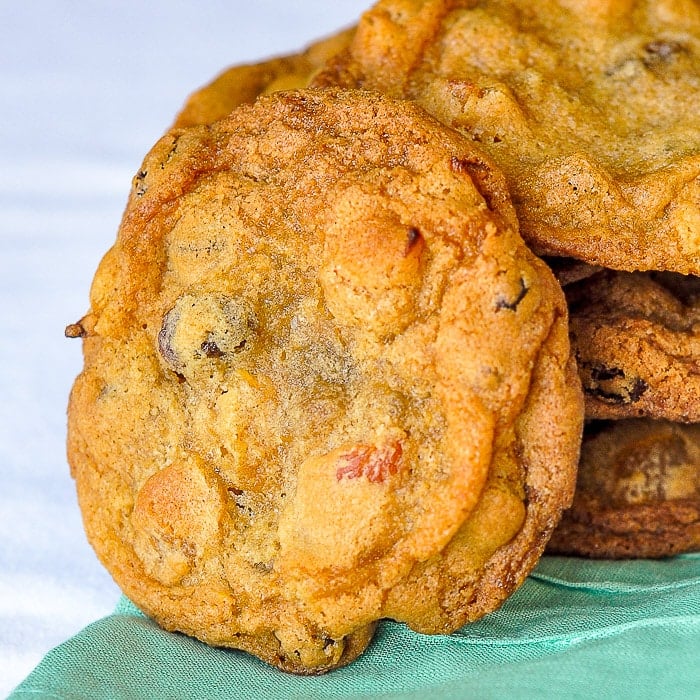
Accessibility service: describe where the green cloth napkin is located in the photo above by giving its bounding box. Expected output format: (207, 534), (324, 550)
(11, 554), (700, 700)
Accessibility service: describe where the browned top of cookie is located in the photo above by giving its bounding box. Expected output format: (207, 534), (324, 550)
(314, 0), (700, 274)
(548, 419), (700, 559)
(173, 28), (355, 128)
(67, 88), (581, 673)
(568, 271), (700, 422)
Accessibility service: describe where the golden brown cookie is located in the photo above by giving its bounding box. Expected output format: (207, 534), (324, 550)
(173, 28), (354, 128)
(567, 270), (700, 423)
(67, 88), (582, 673)
(314, 0), (700, 274)
(548, 419), (700, 559)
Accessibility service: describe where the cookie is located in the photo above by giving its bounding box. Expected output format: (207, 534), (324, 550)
(173, 28), (354, 128)
(567, 270), (700, 423)
(544, 257), (603, 288)
(66, 88), (582, 673)
(548, 419), (700, 559)
(314, 0), (700, 274)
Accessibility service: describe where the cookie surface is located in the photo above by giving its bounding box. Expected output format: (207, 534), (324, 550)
(173, 28), (354, 128)
(67, 88), (582, 673)
(315, 0), (700, 274)
(548, 419), (700, 559)
(568, 271), (700, 423)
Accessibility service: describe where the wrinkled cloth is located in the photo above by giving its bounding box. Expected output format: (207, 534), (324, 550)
(10, 554), (700, 699)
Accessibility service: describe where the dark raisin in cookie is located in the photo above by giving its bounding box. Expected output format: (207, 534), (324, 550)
(568, 270), (700, 423)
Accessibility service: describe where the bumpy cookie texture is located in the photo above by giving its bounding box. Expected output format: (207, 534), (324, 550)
(314, 0), (700, 274)
(567, 271), (700, 423)
(173, 28), (354, 128)
(67, 88), (582, 673)
(548, 419), (700, 559)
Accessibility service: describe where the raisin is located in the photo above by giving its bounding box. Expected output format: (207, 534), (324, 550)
(200, 340), (225, 358)
(157, 293), (257, 376)
(64, 322), (86, 338)
(495, 277), (529, 311)
(590, 365), (624, 382)
(582, 362), (649, 405)
(405, 227), (423, 255)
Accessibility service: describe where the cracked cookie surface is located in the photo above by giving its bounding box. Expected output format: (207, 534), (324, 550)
(67, 88), (582, 673)
(314, 0), (700, 274)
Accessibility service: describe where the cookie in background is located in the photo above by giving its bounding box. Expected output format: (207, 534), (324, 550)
(314, 0), (700, 274)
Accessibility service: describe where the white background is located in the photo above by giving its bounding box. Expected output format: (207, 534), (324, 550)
(0, 2), (369, 693)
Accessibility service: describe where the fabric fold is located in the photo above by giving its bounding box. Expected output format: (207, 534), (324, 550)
(10, 555), (700, 700)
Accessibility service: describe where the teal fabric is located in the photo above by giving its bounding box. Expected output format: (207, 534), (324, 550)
(11, 554), (700, 700)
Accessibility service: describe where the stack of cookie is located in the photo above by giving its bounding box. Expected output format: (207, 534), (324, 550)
(65, 0), (698, 675)
(307, 0), (700, 559)
(545, 268), (700, 557)
(173, 0), (700, 559)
